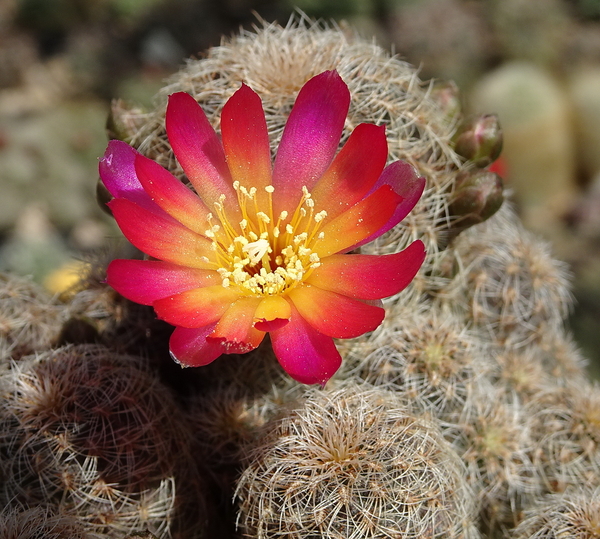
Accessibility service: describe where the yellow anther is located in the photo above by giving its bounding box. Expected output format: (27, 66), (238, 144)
(265, 185), (275, 193)
(257, 212), (270, 224)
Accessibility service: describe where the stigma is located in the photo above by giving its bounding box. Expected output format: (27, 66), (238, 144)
(205, 182), (327, 296)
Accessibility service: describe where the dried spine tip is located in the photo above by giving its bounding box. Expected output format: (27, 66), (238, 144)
(235, 383), (479, 539)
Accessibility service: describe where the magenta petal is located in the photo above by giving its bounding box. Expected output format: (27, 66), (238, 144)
(351, 161), (426, 250)
(99, 140), (161, 212)
(169, 324), (224, 367)
(107, 259), (221, 305)
(270, 302), (342, 386)
(166, 92), (237, 212)
(271, 70), (350, 215)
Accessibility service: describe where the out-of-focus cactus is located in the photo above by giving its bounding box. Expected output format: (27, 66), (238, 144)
(0, 506), (88, 539)
(512, 486), (600, 539)
(0, 272), (67, 359)
(568, 67), (600, 180)
(469, 62), (576, 233)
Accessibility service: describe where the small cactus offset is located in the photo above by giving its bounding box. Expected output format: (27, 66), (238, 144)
(1, 15), (598, 539)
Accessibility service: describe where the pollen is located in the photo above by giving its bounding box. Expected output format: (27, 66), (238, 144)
(204, 184), (326, 296)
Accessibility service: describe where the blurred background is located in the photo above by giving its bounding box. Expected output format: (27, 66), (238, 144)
(1, 0), (600, 375)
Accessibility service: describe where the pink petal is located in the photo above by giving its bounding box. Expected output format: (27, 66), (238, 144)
(352, 161), (425, 249)
(311, 123), (388, 220)
(287, 284), (385, 339)
(153, 285), (239, 328)
(99, 140), (160, 212)
(134, 153), (212, 235)
(169, 324), (224, 367)
(207, 296), (265, 354)
(270, 301), (341, 385)
(108, 198), (215, 269)
(272, 71), (350, 216)
(166, 92), (238, 214)
(313, 185), (401, 258)
(307, 240), (426, 300)
(221, 83), (272, 206)
(107, 259), (221, 305)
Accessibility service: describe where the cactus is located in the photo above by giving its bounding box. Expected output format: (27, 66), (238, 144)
(0, 272), (67, 360)
(0, 506), (88, 539)
(512, 486), (600, 539)
(235, 383), (480, 539)
(0, 344), (210, 538)
(0, 15), (598, 539)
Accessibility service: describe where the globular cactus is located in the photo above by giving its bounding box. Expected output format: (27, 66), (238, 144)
(526, 382), (600, 494)
(0, 344), (210, 538)
(447, 385), (540, 534)
(235, 383), (480, 539)
(0, 506), (88, 539)
(0, 272), (67, 360)
(340, 303), (493, 424)
(436, 204), (572, 349)
(513, 485), (600, 539)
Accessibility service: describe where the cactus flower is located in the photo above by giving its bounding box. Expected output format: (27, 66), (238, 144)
(99, 70), (425, 385)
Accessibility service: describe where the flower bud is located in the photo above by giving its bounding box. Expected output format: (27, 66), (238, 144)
(106, 99), (145, 142)
(453, 114), (503, 167)
(430, 81), (461, 122)
(96, 178), (113, 216)
(449, 169), (504, 229)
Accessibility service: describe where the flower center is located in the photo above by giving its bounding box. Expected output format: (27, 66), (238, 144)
(205, 182), (327, 296)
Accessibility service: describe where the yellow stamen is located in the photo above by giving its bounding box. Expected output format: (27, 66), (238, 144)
(204, 184), (326, 296)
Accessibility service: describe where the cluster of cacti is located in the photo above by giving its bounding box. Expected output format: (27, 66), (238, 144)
(0, 16), (598, 539)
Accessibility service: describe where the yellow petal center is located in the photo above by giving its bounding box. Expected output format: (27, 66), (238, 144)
(206, 182), (326, 296)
